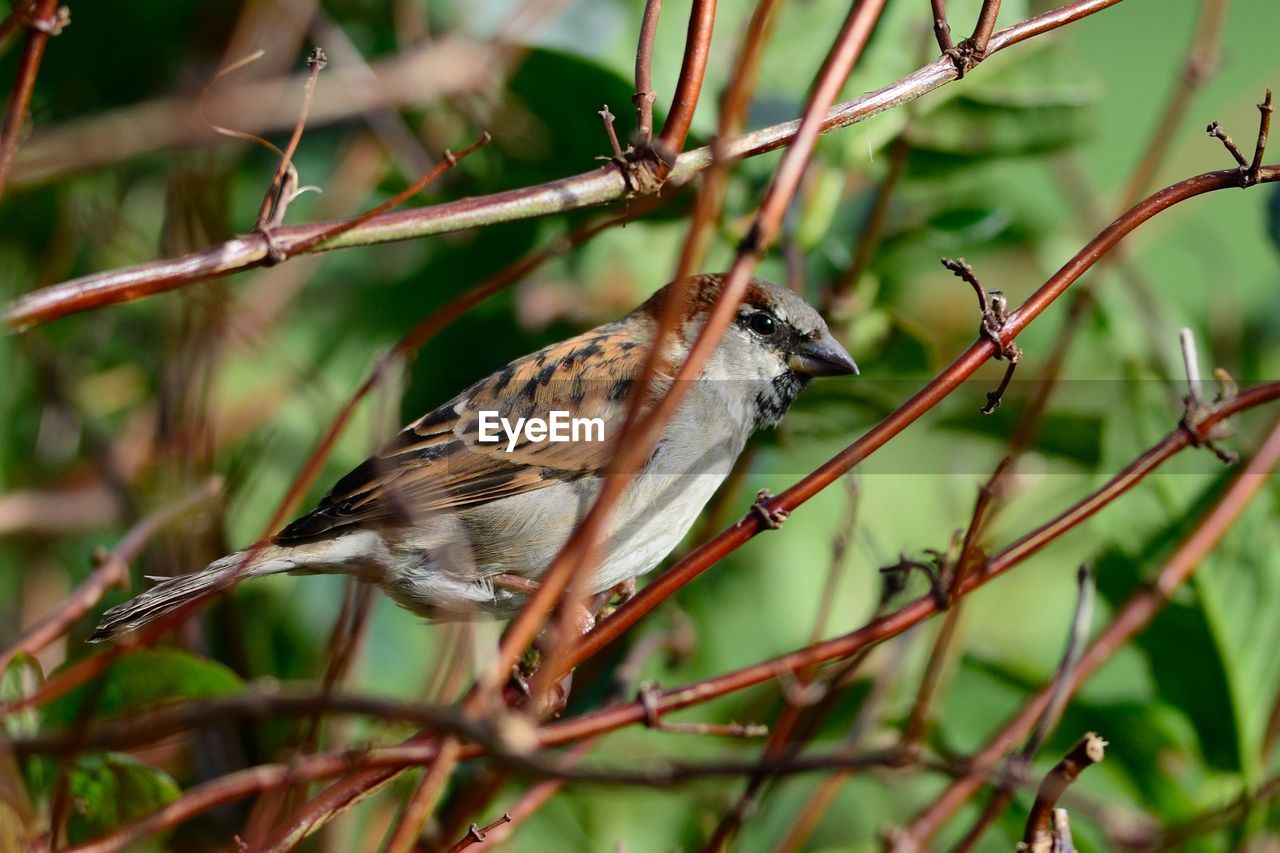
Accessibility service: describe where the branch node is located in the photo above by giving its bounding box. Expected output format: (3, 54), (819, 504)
(942, 258), (1022, 412)
(306, 46), (328, 72)
(598, 104), (625, 162)
(632, 90), (658, 144)
(1207, 90), (1273, 188)
(28, 4), (70, 35)
(254, 225), (287, 266)
(1177, 328), (1238, 463)
(941, 38), (988, 78)
(1207, 120), (1248, 168)
(751, 489), (789, 530)
(880, 552), (950, 610)
(636, 681), (767, 737)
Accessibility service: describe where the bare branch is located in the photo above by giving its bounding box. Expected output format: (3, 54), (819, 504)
(654, 0), (717, 160)
(4, 0), (1131, 330)
(0, 0), (65, 204)
(633, 0), (663, 143)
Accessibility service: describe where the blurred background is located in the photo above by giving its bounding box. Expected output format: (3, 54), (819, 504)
(2, 0), (1279, 849)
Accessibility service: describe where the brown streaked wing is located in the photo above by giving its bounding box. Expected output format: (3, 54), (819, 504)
(273, 323), (669, 545)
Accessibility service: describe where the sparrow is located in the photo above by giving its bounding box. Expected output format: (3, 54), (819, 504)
(89, 274), (857, 642)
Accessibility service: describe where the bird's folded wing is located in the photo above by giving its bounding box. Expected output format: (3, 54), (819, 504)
(274, 325), (669, 544)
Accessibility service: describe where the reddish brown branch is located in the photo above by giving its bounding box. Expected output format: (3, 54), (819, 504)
(951, 564), (1097, 851)
(969, 0), (1003, 59)
(0, 0), (63, 204)
(263, 1), (892, 838)
(633, 0), (663, 143)
(654, 0), (717, 160)
(20, 185), (1280, 852)
(930, 0), (953, 52)
(446, 813), (512, 853)
(0, 208), (647, 722)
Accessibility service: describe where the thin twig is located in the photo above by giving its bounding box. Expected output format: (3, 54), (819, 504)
(498, 0), (889, 717)
(0, 478), (222, 674)
(1021, 733), (1107, 850)
(633, 0), (663, 143)
(0, 0), (63, 204)
(654, 0), (718, 163)
(255, 47), (327, 235)
(4, 0), (1133, 330)
(930, 0), (954, 52)
(952, 563), (1097, 851)
(446, 813), (512, 853)
(1120, 0), (1229, 207)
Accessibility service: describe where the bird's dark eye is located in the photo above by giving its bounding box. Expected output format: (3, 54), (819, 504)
(747, 311), (777, 337)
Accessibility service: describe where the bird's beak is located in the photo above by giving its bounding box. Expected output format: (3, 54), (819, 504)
(789, 333), (859, 377)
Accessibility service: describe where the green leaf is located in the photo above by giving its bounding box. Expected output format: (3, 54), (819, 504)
(1267, 184), (1280, 256)
(65, 753), (180, 846)
(42, 649), (242, 729)
(1192, 481), (1280, 783)
(1, 654), (44, 739)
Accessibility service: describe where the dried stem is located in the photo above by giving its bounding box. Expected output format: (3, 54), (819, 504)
(952, 563), (1097, 851)
(1021, 733), (1107, 850)
(654, 0), (717, 161)
(633, 0), (663, 143)
(446, 813), (512, 853)
(255, 47), (327, 234)
(900, 459), (1010, 752)
(4, 0), (1131, 330)
(0, 0), (62, 204)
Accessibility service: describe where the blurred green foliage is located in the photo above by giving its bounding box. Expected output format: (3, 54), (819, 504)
(2, 0), (1279, 850)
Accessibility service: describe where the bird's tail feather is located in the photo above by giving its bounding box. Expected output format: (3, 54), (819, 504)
(88, 546), (296, 643)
